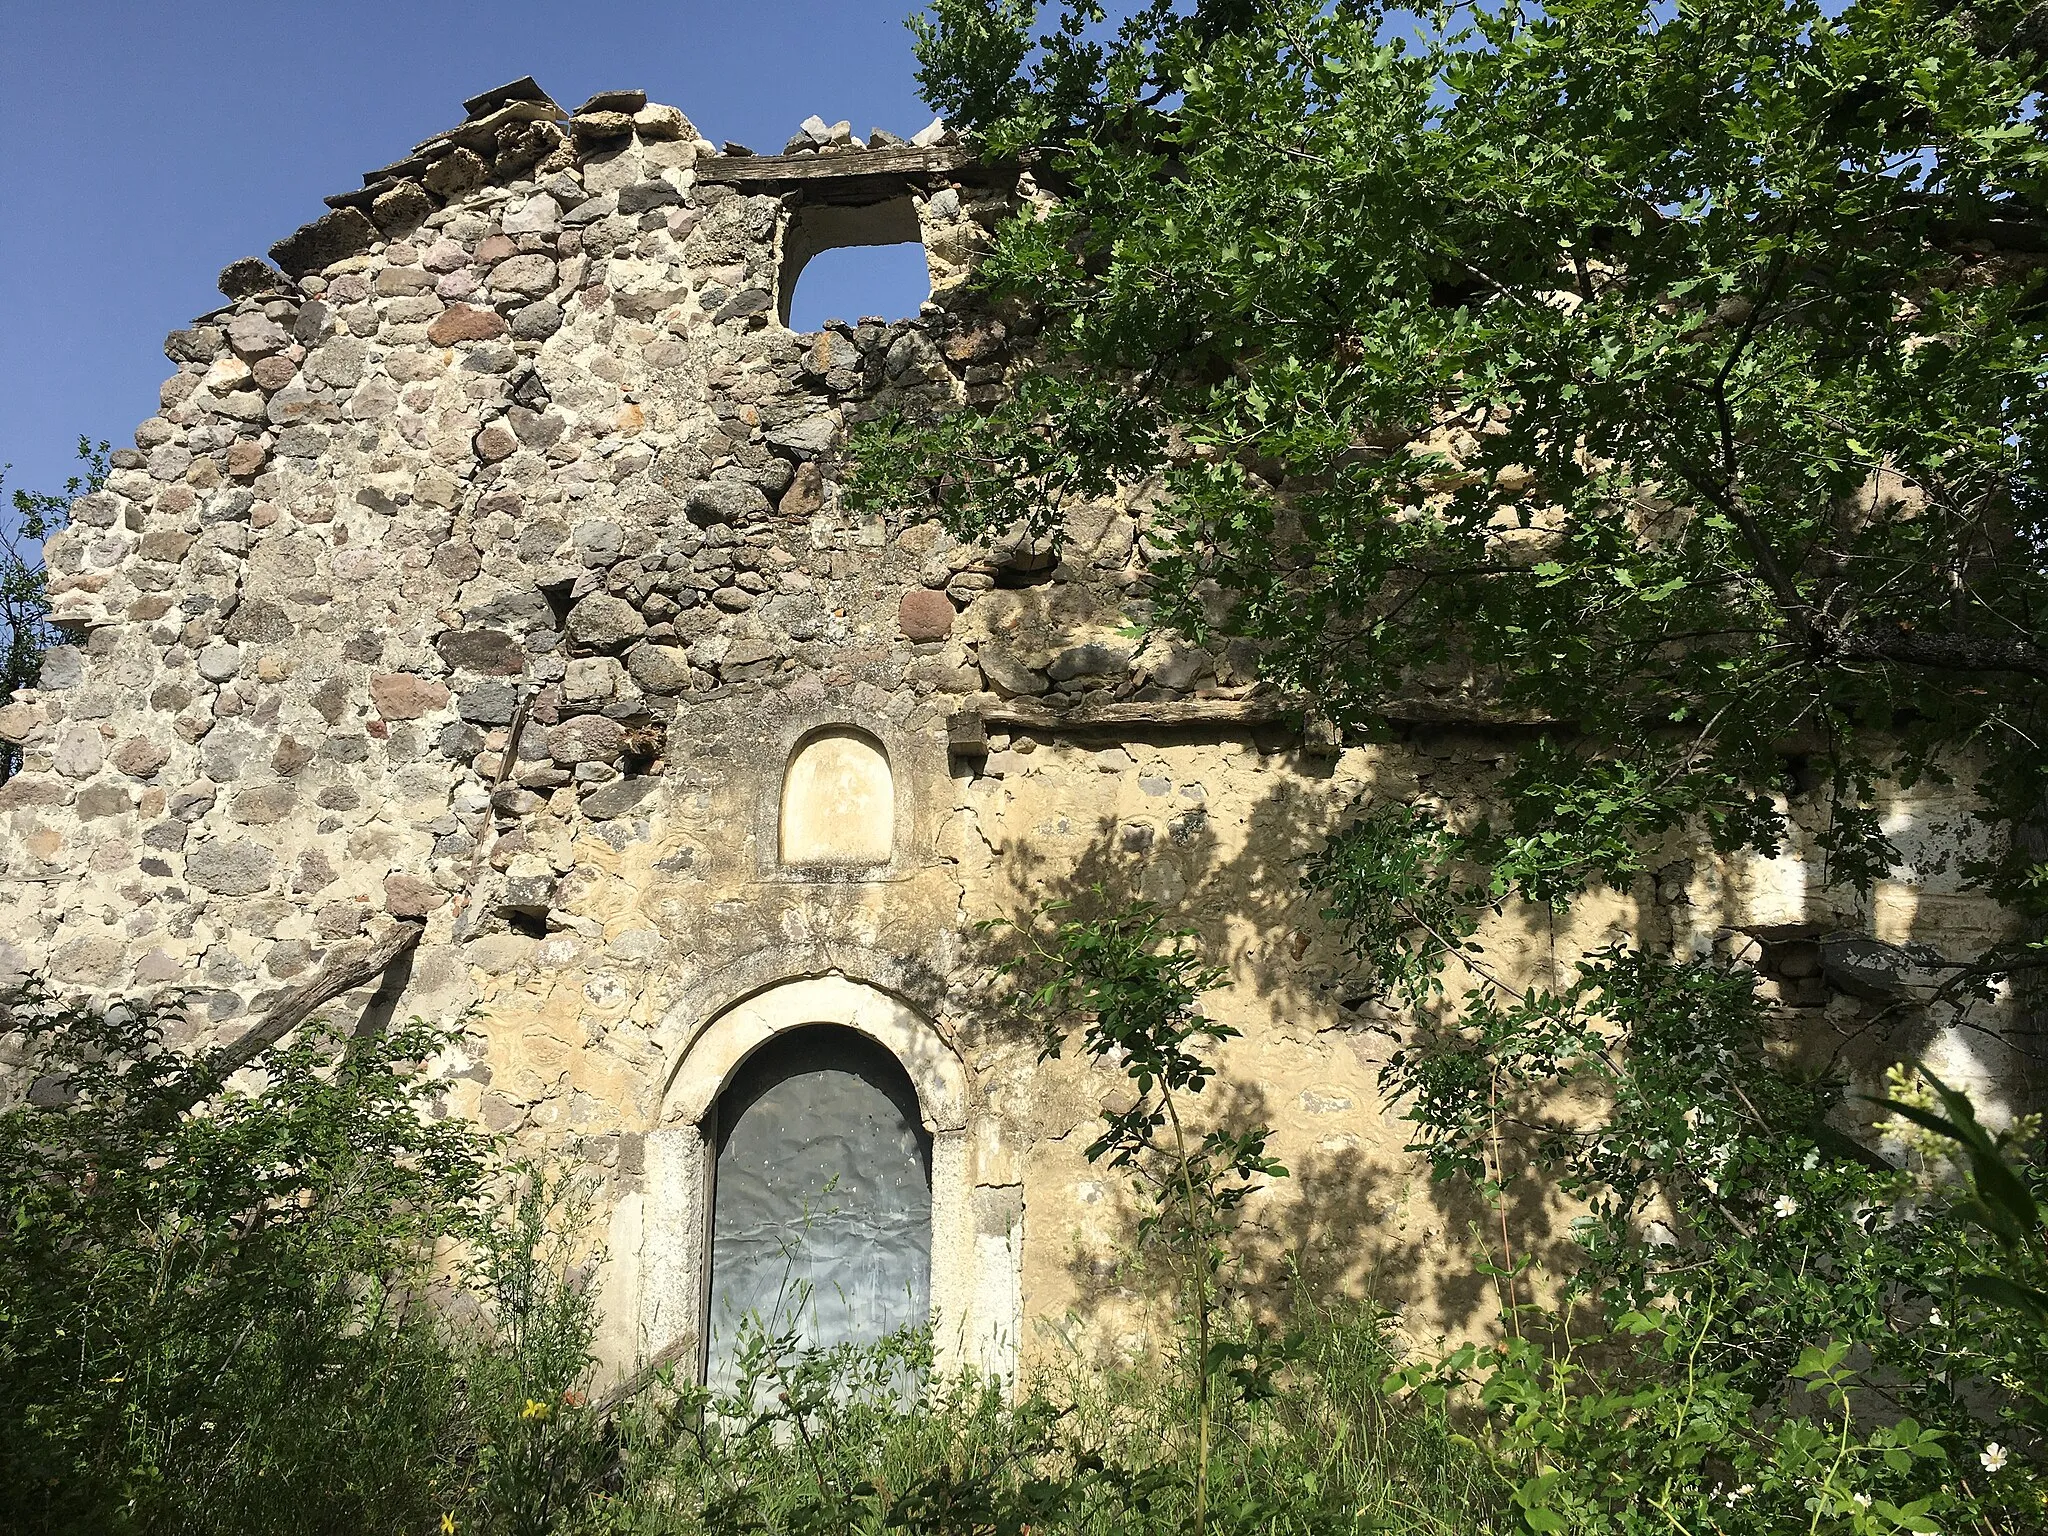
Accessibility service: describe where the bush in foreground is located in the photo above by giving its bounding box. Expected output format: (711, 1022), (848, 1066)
(0, 982), (489, 1534)
(0, 982), (1496, 1536)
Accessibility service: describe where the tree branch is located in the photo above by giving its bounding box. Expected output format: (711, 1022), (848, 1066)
(1820, 619), (2048, 679)
(175, 919), (426, 1112)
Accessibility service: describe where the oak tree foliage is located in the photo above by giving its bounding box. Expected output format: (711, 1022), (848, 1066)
(857, 3), (2048, 1518)
(1, 438), (107, 782)
(859, 0), (2048, 933)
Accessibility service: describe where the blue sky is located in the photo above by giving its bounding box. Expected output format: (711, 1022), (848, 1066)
(0, 0), (943, 506)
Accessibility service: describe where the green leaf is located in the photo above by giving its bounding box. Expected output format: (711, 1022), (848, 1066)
(1958, 1272), (2048, 1324)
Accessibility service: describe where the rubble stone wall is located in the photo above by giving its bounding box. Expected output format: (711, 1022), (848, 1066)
(0, 82), (2024, 1382)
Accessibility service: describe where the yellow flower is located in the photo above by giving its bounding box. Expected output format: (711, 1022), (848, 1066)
(440, 1516), (456, 1535)
(520, 1398), (551, 1422)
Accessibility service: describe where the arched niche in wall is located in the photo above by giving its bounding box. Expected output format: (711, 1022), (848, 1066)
(779, 727), (894, 867)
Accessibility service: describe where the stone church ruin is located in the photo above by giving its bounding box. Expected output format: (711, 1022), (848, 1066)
(1, 79), (2026, 1385)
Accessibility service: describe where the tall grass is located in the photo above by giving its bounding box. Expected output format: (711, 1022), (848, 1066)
(586, 1289), (1505, 1536)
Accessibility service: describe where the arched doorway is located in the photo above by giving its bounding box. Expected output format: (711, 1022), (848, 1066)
(639, 973), (1013, 1389)
(705, 1024), (932, 1390)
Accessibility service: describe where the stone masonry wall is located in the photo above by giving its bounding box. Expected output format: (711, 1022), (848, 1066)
(0, 80), (2025, 1381)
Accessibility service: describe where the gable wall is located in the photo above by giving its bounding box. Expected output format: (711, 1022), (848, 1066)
(0, 91), (2023, 1380)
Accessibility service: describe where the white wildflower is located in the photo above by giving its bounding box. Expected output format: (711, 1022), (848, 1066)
(1773, 1194), (1800, 1219)
(1927, 1307), (1942, 1326)
(1981, 1443), (2009, 1473)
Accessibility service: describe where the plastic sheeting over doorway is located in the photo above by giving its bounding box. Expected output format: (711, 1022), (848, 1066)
(705, 1023), (932, 1390)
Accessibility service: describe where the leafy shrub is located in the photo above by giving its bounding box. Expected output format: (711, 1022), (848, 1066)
(0, 981), (491, 1535)
(1361, 939), (2048, 1531)
(0, 975), (1498, 1536)
(1, 438), (107, 783)
(454, 1168), (613, 1536)
(1002, 897), (1287, 1536)
(505, 893), (1502, 1535)
(38, 916), (2039, 1536)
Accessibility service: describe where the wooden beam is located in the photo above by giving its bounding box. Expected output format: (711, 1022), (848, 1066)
(947, 711), (991, 757)
(180, 919), (426, 1107)
(980, 698), (1301, 732)
(588, 1334), (696, 1418)
(968, 695), (1557, 738)
(453, 687), (534, 941)
(695, 145), (981, 188)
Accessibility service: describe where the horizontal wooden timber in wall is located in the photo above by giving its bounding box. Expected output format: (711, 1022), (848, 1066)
(696, 145), (993, 191)
(947, 694), (1561, 757)
(982, 698), (1300, 733)
(949, 698), (1322, 758)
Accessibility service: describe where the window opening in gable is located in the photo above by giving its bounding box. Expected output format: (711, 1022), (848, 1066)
(781, 195), (931, 331)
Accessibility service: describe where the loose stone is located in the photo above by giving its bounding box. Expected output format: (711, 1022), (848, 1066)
(474, 425), (520, 463)
(226, 312), (291, 358)
(369, 673), (452, 720)
(502, 194), (562, 235)
(185, 838), (278, 896)
(581, 776), (655, 819)
(437, 629), (526, 675)
(570, 111), (636, 142)
(250, 355), (299, 392)
(625, 642), (691, 694)
(196, 643), (244, 683)
(384, 873), (446, 917)
(111, 737), (171, 778)
(422, 148), (489, 199)
(546, 714), (629, 764)
(427, 304), (510, 345)
(899, 589), (956, 642)
(490, 253), (558, 297)
(423, 239), (470, 273)
(218, 257), (281, 300)
(371, 180), (436, 233)
(510, 301), (564, 341)
(165, 327), (225, 363)
(685, 480), (771, 525)
(566, 594), (647, 650)
(268, 206), (376, 275)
